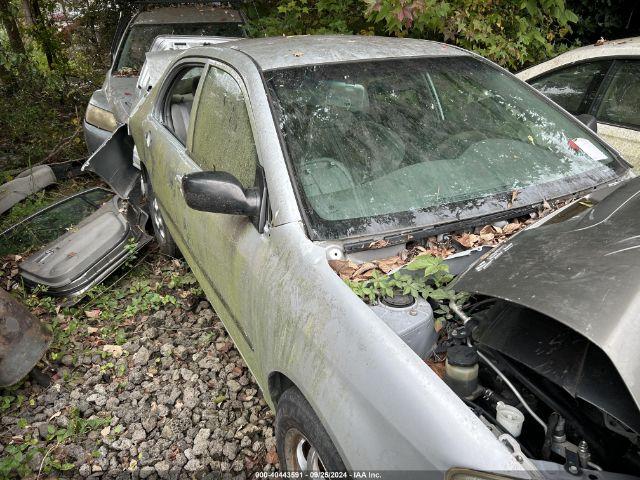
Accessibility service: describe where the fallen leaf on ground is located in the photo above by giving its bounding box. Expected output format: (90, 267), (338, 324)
(265, 448), (279, 464)
(103, 344), (123, 358)
(85, 309), (101, 319)
(454, 233), (479, 248)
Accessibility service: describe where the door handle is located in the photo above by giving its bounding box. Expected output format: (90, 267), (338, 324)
(145, 131), (151, 147)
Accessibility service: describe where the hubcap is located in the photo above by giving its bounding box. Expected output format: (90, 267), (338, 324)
(151, 197), (166, 241)
(284, 428), (326, 472)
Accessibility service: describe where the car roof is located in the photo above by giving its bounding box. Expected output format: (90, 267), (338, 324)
(518, 36), (640, 80)
(132, 5), (242, 25)
(187, 35), (469, 71)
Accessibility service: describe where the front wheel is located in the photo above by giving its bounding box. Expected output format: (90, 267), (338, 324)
(275, 387), (346, 472)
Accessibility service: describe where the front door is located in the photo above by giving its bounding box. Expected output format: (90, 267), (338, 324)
(175, 62), (267, 364)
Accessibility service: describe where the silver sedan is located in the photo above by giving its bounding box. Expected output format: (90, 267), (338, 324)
(126, 35), (632, 475)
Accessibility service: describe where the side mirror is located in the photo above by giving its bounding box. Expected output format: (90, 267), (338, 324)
(181, 171), (260, 217)
(576, 114), (598, 133)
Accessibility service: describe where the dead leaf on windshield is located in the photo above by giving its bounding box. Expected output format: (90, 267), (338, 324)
(352, 262), (377, 279)
(377, 256), (403, 273)
(454, 233), (479, 248)
(502, 222), (521, 235)
(328, 259), (357, 279)
(368, 239), (389, 249)
(508, 189), (520, 207)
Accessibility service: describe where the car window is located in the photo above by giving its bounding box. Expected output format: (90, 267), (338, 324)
(529, 61), (610, 114)
(596, 60), (640, 129)
(114, 22), (243, 74)
(163, 66), (203, 145)
(190, 66), (257, 188)
(267, 56), (625, 241)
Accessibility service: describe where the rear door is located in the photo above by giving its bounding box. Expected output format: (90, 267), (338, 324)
(141, 61), (205, 232)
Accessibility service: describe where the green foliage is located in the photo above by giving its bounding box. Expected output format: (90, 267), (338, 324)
(0, 409), (110, 477)
(364, 0), (578, 69)
(346, 254), (467, 326)
(245, 0), (375, 36)
(122, 280), (178, 318)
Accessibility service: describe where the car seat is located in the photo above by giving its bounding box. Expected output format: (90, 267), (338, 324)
(170, 76), (200, 144)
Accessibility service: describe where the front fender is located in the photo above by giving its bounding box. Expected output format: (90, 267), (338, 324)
(254, 223), (525, 472)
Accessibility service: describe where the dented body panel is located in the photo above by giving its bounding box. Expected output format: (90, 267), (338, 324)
(455, 176), (640, 413)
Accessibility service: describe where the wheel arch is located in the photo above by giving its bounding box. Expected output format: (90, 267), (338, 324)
(267, 370), (296, 407)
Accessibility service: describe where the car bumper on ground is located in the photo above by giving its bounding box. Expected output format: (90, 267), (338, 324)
(83, 120), (113, 154)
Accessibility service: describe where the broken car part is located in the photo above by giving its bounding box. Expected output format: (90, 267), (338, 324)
(82, 125), (138, 199)
(0, 188), (112, 257)
(0, 165), (56, 216)
(0, 160), (90, 216)
(0, 288), (51, 387)
(19, 195), (152, 297)
(437, 177), (640, 474)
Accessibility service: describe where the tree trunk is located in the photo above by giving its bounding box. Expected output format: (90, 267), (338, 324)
(28, 0), (54, 69)
(21, 0), (33, 26)
(0, 0), (26, 55)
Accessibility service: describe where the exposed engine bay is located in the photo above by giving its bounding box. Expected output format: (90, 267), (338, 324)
(344, 177), (640, 476)
(435, 297), (640, 475)
(368, 288), (640, 476)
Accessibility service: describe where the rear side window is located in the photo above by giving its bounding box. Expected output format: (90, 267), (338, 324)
(596, 60), (640, 129)
(190, 67), (257, 188)
(163, 66), (203, 145)
(530, 61), (610, 114)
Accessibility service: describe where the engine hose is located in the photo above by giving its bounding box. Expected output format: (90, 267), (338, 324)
(478, 350), (549, 433)
(488, 350), (606, 460)
(449, 301), (547, 433)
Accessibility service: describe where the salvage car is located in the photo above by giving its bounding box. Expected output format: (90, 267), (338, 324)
(83, 2), (244, 153)
(518, 37), (640, 168)
(22, 35), (639, 475)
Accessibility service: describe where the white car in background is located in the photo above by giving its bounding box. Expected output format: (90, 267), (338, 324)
(518, 37), (640, 168)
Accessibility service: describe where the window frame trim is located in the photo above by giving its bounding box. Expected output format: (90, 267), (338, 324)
(153, 58), (207, 146)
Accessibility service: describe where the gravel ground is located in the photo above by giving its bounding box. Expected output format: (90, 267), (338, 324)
(0, 255), (279, 479)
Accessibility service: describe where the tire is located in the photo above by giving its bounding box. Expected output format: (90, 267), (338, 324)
(275, 387), (346, 472)
(141, 169), (179, 257)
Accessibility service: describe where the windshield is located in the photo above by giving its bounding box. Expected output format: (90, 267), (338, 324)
(266, 56), (626, 241)
(114, 22), (243, 74)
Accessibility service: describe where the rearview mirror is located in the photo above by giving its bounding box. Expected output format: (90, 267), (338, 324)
(182, 171), (260, 217)
(576, 114), (598, 133)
